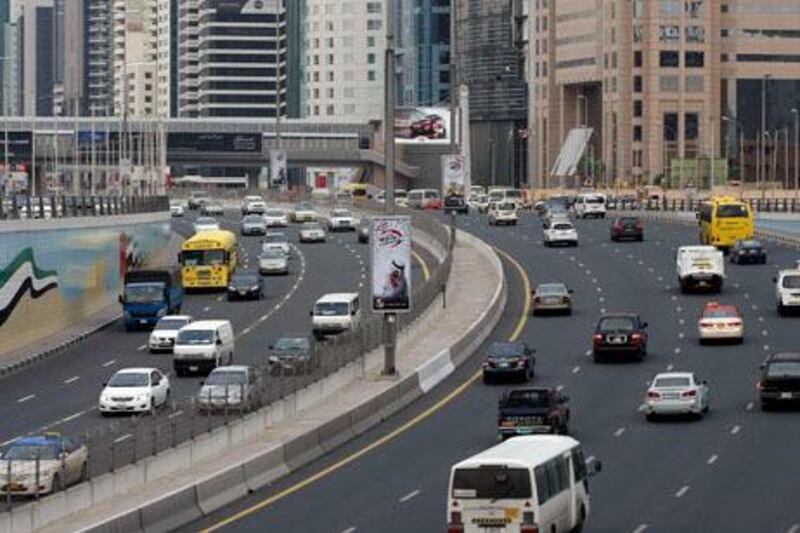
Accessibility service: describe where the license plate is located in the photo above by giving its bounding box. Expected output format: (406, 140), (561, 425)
(499, 363), (510, 368)
(609, 336), (625, 344)
(663, 393), (680, 399)
(140, 319), (148, 324)
(190, 365), (199, 372)
(545, 298), (559, 304)
(780, 392), (793, 399)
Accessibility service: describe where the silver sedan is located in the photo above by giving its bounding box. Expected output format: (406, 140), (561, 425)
(532, 283), (573, 315)
(644, 372), (710, 421)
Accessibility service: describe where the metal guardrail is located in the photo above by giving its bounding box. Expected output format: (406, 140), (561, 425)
(0, 201), (453, 510)
(0, 196), (169, 221)
(611, 197), (800, 213)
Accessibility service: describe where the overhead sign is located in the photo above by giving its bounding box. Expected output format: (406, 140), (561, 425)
(371, 216), (412, 313)
(395, 106), (452, 145)
(168, 133), (262, 154)
(442, 154), (466, 196)
(270, 149), (287, 188)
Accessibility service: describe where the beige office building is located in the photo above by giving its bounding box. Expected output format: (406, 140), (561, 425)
(530, 0), (800, 189)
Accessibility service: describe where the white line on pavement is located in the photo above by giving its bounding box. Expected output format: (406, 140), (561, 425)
(114, 434), (133, 444)
(571, 366), (581, 374)
(600, 308), (607, 314)
(746, 402), (754, 412)
(744, 293), (750, 299)
(678, 332), (685, 339)
(666, 364), (674, 371)
(707, 454), (719, 465)
(632, 525), (649, 533)
(675, 486), (690, 498)
(676, 306), (683, 313)
(17, 394), (35, 403)
(678, 318), (685, 325)
(399, 489), (421, 503)
(64, 376), (80, 384)
(556, 385), (564, 392)
(758, 316), (765, 323)
(674, 347), (682, 354)
(786, 524), (799, 533)
(168, 410), (183, 419)
(762, 330), (769, 336)
(731, 425), (741, 435)
(203, 306), (211, 312)
(585, 350), (592, 357)
(763, 344), (770, 351)
(216, 296), (223, 302)
(340, 528), (357, 533)
(102, 359), (116, 367)
(137, 344), (147, 351)
(751, 304), (758, 311)
(241, 327), (251, 335)
(61, 411), (85, 423)
(599, 296), (605, 303)
(614, 427), (625, 437)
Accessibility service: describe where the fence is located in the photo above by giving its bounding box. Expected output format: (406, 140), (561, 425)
(611, 196), (800, 213)
(0, 195), (169, 221)
(0, 201), (452, 510)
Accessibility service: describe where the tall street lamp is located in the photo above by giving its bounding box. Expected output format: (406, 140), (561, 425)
(792, 108), (799, 193)
(761, 74), (771, 192)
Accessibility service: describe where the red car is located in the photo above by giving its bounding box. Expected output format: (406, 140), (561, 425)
(410, 114), (445, 139)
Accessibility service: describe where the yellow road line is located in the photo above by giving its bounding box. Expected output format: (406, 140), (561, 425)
(202, 247), (531, 532)
(411, 249), (431, 281)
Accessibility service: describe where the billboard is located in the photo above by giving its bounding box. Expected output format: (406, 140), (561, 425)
(270, 149), (287, 188)
(167, 133), (262, 154)
(371, 216), (412, 313)
(0, 132), (33, 159)
(395, 107), (452, 144)
(442, 154), (466, 196)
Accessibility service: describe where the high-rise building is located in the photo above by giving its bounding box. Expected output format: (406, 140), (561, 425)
(177, 0), (198, 117)
(18, 0), (56, 116)
(112, 0), (158, 118)
(395, 0), (451, 107)
(0, 0), (10, 113)
(3, 18), (19, 115)
(156, 0), (175, 117)
(531, 0), (800, 189)
(303, 0), (385, 121)
(285, 0), (303, 118)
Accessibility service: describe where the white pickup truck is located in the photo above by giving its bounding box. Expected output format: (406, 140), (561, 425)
(676, 245), (724, 293)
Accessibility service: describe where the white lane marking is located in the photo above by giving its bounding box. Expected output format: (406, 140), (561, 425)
(786, 525), (799, 533)
(734, 283), (741, 289)
(648, 267), (654, 273)
(571, 366), (581, 374)
(596, 287), (603, 293)
(556, 385), (565, 392)
(398, 489), (421, 503)
(585, 349), (592, 357)
(658, 276), (664, 282)
(632, 525), (649, 533)
(707, 454), (719, 465)
(666, 364), (674, 371)
(64, 376), (80, 385)
(746, 402), (754, 412)
(61, 411), (85, 423)
(762, 330), (769, 336)
(585, 270), (592, 276)
(1, 437), (20, 446)
(678, 318), (685, 325)
(340, 528), (357, 533)
(586, 455), (596, 464)
(763, 344), (770, 351)
(137, 344), (147, 351)
(578, 262), (584, 268)
(259, 315), (268, 322)
(614, 427), (625, 437)
(203, 306), (211, 312)
(168, 410), (183, 419)
(744, 293), (750, 299)
(638, 260), (644, 265)
(752, 304), (758, 311)
(114, 434), (133, 444)
(730, 425), (741, 435)
(678, 332), (685, 339)
(17, 394), (36, 403)
(676, 306), (683, 313)
(671, 295), (678, 301)
(358, 282), (364, 288)
(674, 347), (682, 354)
(758, 316), (765, 323)
(675, 485), (690, 498)
(592, 278), (598, 284)
(241, 327), (252, 335)
(599, 296), (605, 303)
(102, 359), (116, 367)
(600, 308), (607, 314)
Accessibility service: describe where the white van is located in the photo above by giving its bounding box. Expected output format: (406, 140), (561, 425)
(173, 320), (235, 376)
(447, 435), (600, 533)
(311, 293), (361, 339)
(407, 189), (441, 210)
(573, 193), (607, 219)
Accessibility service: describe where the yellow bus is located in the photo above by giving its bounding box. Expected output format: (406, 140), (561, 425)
(698, 196), (754, 250)
(178, 230), (238, 289)
(340, 182), (369, 198)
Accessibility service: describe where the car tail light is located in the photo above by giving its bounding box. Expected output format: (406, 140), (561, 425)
(728, 320), (742, 326)
(593, 334), (604, 342)
(699, 320), (713, 328)
(614, 223), (622, 230)
(448, 512), (463, 533)
(647, 390), (660, 399)
(631, 333), (642, 342)
(682, 389), (697, 398)
(756, 380), (764, 390)
(520, 524), (539, 533)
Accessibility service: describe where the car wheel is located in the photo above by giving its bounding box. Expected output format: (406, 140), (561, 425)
(148, 399), (156, 416)
(778, 303), (787, 316)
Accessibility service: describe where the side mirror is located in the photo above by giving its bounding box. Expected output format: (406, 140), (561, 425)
(641, 322), (649, 328)
(200, 380), (205, 386)
(759, 362), (766, 370)
(588, 459), (602, 476)
(216, 339), (222, 346)
(701, 380), (708, 385)
(102, 382), (107, 387)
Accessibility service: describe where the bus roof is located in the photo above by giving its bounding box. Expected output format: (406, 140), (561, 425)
(452, 436), (580, 471)
(181, 230), (237, 251)
(707, 196), (744, 204)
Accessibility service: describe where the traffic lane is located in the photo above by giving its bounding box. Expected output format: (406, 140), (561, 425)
(179, 247), (529, 533)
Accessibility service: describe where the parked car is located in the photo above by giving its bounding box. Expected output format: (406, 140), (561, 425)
(497, 387), (570, 439)
(268, 335), (317, 374)
(758, 352), (800, 410)
(227, 272), (264, 301)
(482, 342), (536, 383)
(592, 313), (648, 362)
(644, 372), (710, 421)
(730, 239), (767, 264)
(0, 434), (88, 496)
(197, 365), (262, 413)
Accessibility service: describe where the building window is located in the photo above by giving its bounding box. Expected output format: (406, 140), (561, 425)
(367, 53), (376, 64)
(664, 112), (678, 140)
(660, 25), (680, 41)
(685, 0), (704, 18)
(634, 50), (643, 67)
(660, 0), (680, 16)
(326, 104), (335, 115)
(633, 125), (643, 141)
(659, 75), (679, 91)
(633, 100), (643, 117)
(367, 20), (382, 30)
(367, 2), (381, 14)
(313, 88), (319, 99)
(314, 55), (319, 65)
(633, 75), (643, 92)
(327, 54), (334, 65)
(685, 113), (699, 140)
(367, 36), (375, 47)
(685, 51), (704, 67)
(368, 70), (376, 81)
(327, 38), (334, 47)
(634, 25), (644, 42)
(685, 75), (704, 92)
(327, 71), (334, 82)
(686, 26), (706, 42)
(660, 51), (680, 67)
(327, 88), (334, 98)
(313, 72), (319, 82)
(314, 105), (320, 116)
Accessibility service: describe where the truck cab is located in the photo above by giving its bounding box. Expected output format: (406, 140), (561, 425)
(120, 268), (184, 331)
(498, 387), (570, 439)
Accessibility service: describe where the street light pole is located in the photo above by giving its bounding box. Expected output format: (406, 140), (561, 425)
(761, 74), (770, 194)
(792, 108), (799, 192)
(710, 114), (715, 188)
(382, 0), (397, 376)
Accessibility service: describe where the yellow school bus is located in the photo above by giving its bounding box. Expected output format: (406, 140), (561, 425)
(179, 230), (238, 289)
(698, 196), (754, 249)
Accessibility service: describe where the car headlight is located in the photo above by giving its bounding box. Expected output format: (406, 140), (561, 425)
(156, 307), (167, 317)
(228, 286), (236, 291)
(250, 285), (260, 291)
(135, 394), (150, 403)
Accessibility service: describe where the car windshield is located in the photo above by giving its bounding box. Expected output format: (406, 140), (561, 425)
(108, 373), (149, 387)
(488, 343), (523, 359)
(504, 390), (549, 407)
(599, 317), (636, 331)
(782, 275), (800, 289)
(265, 234), (287, 243)
(261, 250), (285, 259)
(332, 210), (351, 217)
(206, 371), (246, 386)
(619, 218), (640, 225)
(314, 302), (349, 316)
(537, 284), (566, 295)
(303, 223), (322, 230)
(155, 318), (189, 331)
(654, 377), (692, 388)
(584, 196), (605, 204)
(452, 467), (532, 499)
(395, 191), (408, 199)
(243, 215), (263, 223)
(125, 284), (164, 303)
(766, 361), (800, 378)
(703, 307), (738, 319)
(231, 274), (258, 285)
(716, 204), (748, 218)
(196, 217), (217, 225)
(738, 240), (760, 249)
(181, 249), (226, 267)
(176, 330), (214, 345)
(274, 337), (310, 351)
(498, 203), (516, 211)
(553, 223), (573, 230)
(3, 444), (60, 461)
(265, 210), (285, 217)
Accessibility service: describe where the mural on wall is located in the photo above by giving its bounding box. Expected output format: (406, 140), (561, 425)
(0, 221), (172, 355)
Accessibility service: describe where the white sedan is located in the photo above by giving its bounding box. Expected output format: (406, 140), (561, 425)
(149, 315), (193, 353)
(291, 202), (318, 223)
(169, 201), (185, 217)
(698, 302), (743, 344)
(262, 232), (291, 256)
(264, 208), (289, 228)
(193, 217), (220, 233)
(644, 372), (710, 420)
(299, 222), (327, 243)
(99, 368), (171, 416)
(543, 221), (579, 247)
(327, 209), (357, 232)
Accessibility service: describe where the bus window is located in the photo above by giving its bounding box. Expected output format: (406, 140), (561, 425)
(716, 204), (748, 218)
(452, 467), (532, 500)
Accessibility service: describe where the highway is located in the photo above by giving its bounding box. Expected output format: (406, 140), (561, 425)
(187, 210), (800, 533)
(0, 207), (430, 464)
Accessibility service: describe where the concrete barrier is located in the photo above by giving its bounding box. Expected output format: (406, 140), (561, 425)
(80, 508), (142, 533)
(0, 509), (9, 533)
(282, 430), (324, 471)
(190, 426), (229, 464)
(32, 491), (68, 530)
(143, 442), (191, 483)
(65, 476), (94, 513)
(416, 348), (455, 393)
(139, 486), (203, 533)
(90, 473), (114, 507)
(242, 446), (290, 492)
(317, 413), (356, 453)
(112, 463), (146, 497)
(194, 465), (248, 516)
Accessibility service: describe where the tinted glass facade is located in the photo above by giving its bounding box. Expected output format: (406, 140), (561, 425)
(396, 0), (451, 106)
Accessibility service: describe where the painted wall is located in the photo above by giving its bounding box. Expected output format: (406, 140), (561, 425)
(0, 213), (172, 356)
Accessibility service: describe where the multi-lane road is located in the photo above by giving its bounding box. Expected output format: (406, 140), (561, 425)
(0, 208), (430, 467)
(188, 210), (800, 533)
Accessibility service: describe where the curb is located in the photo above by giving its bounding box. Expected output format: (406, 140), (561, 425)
(17, 228), (506, 533)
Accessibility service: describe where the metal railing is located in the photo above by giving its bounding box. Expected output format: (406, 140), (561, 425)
(611, 196), (800, 213)
(0, 201), (452, 510)
(0, 195), (169, 221)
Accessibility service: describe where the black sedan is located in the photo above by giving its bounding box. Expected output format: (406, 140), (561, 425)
(443, 195), (469, 215)
(227, 272), (264, 301)
(730, 239), (767, 264)
(482, 342), (536, 383)
(593, 313), (648, 362)
(268, 335), (316, 374)
(759, 352), (800, 410)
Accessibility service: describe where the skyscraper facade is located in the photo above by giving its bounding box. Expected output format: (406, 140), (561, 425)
(112, 0), (158, 118)
(0, 0), (9, 114)
(19, 0), (56, 116)
(177, 0), (199, 117)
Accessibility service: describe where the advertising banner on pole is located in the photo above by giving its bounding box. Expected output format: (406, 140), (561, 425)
(270, 149), (287, 188)
(441, 154), (466, 196)
(371, 216), (412, 313)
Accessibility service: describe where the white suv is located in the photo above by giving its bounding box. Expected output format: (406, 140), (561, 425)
(775, 264), (800, 315)
(544, 221), (579, 247)
(574, 193), (607, 219)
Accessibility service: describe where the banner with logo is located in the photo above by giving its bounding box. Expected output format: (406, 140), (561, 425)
(371, 216), (412, 313)
(270, 149), (287, 188)
(442, 154), (466, 197)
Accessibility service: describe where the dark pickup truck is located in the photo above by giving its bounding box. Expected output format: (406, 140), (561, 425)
(498, 387), (570, 440)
